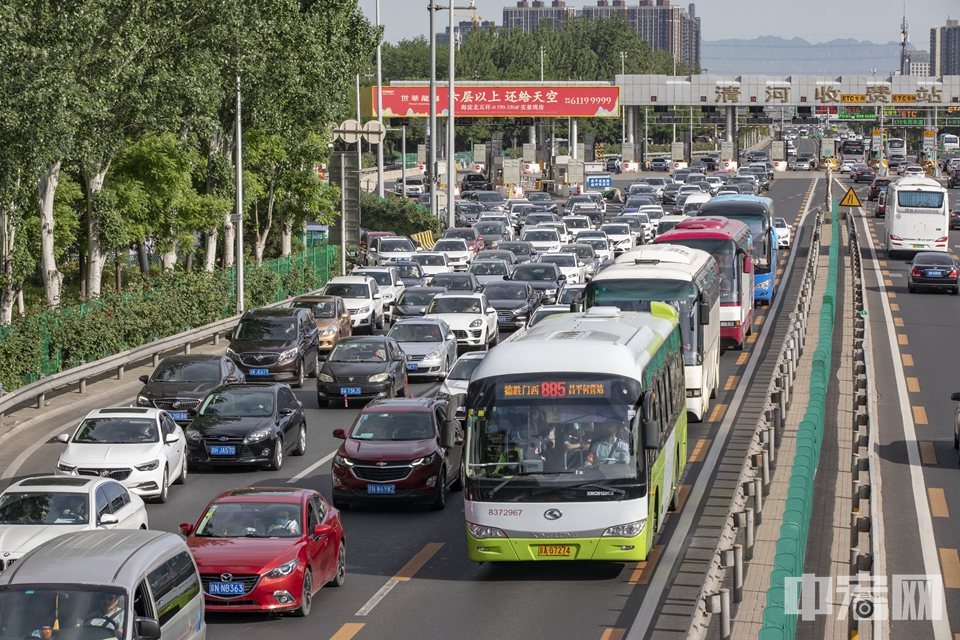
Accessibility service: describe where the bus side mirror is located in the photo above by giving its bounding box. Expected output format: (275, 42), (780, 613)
(642, 419), (660, 450)
(743, 257), (752, 274)
(699, 302), (711, 324)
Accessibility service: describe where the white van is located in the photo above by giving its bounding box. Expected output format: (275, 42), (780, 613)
(0, 529), (204, 640)
(682, 192), (712, 215)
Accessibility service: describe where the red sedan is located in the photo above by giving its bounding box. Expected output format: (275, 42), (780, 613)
(180, 487), (345, 616)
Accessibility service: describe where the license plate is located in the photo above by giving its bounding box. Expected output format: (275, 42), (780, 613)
(170, 411), (188, 422)
(406, 363), (419, 371)
(928, 270), (943, 277)
(913, 244), (925, 249)
(367, 484), (396, 494)
(208, 582), (244, 595)
(340, 387), (362, 395)
(249, 368), (269, 376)
(498, 317), (506, 323)
(538, 545), (571, 557)
(210, 446), (235, 455)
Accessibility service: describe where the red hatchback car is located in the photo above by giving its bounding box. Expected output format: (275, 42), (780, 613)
(180, 487), (345, 616)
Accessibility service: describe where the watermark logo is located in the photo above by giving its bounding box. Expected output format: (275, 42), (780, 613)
(784, 574), (943, 621)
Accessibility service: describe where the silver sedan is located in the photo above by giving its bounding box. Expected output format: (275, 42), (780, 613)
(387, 318), (459, 380)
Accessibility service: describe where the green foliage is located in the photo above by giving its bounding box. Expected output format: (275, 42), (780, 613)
(359, 193), (440, 238)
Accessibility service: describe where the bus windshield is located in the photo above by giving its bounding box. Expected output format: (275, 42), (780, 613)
(667, 238), (739, 303)
(466, 373), (644, 497)
(585, 279), (700, 365)
(705, 213), (769, 273)
(897, 191), (944, 209)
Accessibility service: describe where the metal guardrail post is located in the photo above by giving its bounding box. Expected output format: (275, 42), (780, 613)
(117, 365), (124, 380)
(760, 452), (770, 496)
(753, 476), (764, 524)
(719, 589), (731, 640)
(733, 545), (744, 604)
(184, 343), (191, 355)
(744, 508), (755, 561)
(79, 379), (86, 394)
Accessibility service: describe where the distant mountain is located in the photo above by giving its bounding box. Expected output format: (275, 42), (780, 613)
(701, 36), (912, 76)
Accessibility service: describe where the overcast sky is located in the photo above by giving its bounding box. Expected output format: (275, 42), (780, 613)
(358, 0), (956, 46)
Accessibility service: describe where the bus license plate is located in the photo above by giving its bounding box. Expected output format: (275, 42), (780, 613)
(340, 387), (362, 395)
(249, 368), (270, 376)
(170, 412), (188, 422)
(210, 446), (235, 455)
(367, 484), (395, 494)
(208, 582), (244, 595)
(913, 244), (925, 249)
(538, 545), (571, 557)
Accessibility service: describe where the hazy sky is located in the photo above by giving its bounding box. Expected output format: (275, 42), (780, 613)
(358, 0), (956, 46)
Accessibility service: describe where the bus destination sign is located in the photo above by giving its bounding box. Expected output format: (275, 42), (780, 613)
(498, 381), (611, 398)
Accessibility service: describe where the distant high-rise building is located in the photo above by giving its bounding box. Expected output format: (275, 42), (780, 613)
(437, 20), (497, 47)
(502, 1), (577, 33)
(904, 49), (930, 75)
(930, 19), (960, 75)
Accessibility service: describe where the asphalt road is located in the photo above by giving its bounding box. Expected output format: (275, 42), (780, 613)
(0, 153), (823, 640)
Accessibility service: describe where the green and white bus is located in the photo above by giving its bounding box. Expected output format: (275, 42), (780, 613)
(463, 303), (687, 562)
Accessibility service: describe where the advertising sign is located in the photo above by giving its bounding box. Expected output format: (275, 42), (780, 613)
(377, 86), (620, 118)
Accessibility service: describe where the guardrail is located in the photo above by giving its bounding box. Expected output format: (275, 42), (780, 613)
(686, 206), (825, 640)
(0, 292), (315, 427)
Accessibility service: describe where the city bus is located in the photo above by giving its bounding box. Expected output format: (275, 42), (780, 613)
(654, 217), (754, 350)
(695, 195), (778, 304)
(839, 139), (867, 165)
(941, 134), (959, 153)
(885, 176), (950, 257)
(585, 244), (721, 421)
(463, 303), (687, 562)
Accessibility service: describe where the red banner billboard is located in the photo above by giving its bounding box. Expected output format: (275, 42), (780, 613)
(376, 85), (620, 118)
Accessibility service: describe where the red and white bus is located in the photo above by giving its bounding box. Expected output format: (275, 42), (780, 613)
(655, 217), (755, 349)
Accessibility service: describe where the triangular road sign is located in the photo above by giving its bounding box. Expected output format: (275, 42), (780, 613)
(839, 187), (863, 208)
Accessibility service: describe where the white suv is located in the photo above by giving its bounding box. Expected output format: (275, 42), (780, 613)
(352, 267), (406, 323)
(425, 293), (499, 349)
(367, 236), (419, 266)
(321, 275), (384, 334)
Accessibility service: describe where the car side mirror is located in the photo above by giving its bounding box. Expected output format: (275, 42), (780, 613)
(441, 414), (458, 450)
(57, 433), (70, 444)
(373, 293), (382, 299)
(558, 274), (566, 280)
(313, 524), (334, 537)
(503, 275), (511, 280)
(179, 523), (194, 536)
(135, 618), (162, 640)
(904, 260), (912, 265)
(164, 433), (180, 444)
(951, 393), (960, 402)
(99, 514), (120, 526)
(139, 375), (149, 385)
(333, 428), (346, 439)
(226, 376), (239, 383)
(486, 307), (495, 314)
(225, 332), (233, 340)
(418, 308), (427, 315)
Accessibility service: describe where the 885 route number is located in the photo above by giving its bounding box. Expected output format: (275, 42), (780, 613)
(488, 509), (523, 516)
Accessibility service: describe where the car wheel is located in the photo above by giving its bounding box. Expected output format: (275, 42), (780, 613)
(328, 541), (346, 587)
(431, 469), (447, 510)
(268, 438), (284, 471)
(293, 569), (312, 617)
(954, 425), (958, 449)
(154, 468), (169, 504)
(309, 352), (319, 378)
(489, 329), (499, 347)
(174, 453), (187, 485)
(294, 424), (307, 456)
(953, 287), (959, 296)
(317, 394), (329, 409)
(908, 283), (916, 293)
(294, 360), (305, 389)
(376, 313), (385, 331)
(450, 461), (465, 492)
(437, 356), (448, 382)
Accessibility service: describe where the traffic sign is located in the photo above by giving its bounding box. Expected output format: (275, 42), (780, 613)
(362, 120), (386, 144)
(839, 187), (862, 209)
(586, 174), (613, 189)
(947, 118), (960, 126)
(890, 118), (923, 127)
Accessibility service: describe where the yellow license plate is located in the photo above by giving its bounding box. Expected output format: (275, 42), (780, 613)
(537, 545), (571, 557)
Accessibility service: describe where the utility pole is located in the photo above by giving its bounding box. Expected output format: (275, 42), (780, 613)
(376, 0), (384, 197)
(235, 76), (244, 314)
(620, 51), (627, 144)
(446, 0), (456, 229)
(428, 1), (438, 220)
(540, 46), (545, 82)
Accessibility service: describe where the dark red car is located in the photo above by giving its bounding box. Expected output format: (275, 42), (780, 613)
(330, 398), (463, 510)
(868, 177), (891, 201)
(180, 487), (345, 616)
(443, 227), (485, 254)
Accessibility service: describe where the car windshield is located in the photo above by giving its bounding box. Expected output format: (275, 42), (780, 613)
(194, 502), (302, 538)
(540, 255), (575, 267)
(432, 275), (473, 290)
(483, 284), (528, 300)
(527, 193), (551, 202)
(559, 287), (584, 304)
(0, 588), (126, 636)
(584, 239), (608, 251)
(458, 202), (484, 213)
(350, 411), (435, 440)
(198, 390), (275, 417)
(328, 341), (388, 363)
(525, 214), (555, 225)
(475, 223), (504, 235)
(391, 264), (423, 278)
(469, 262), (508, 276)
(449, 358), (483, 380)
(625, 199), (649, 208)
(564, 218), (589, 229)
(389, 323), (444, 343)
(355, 271), (393, 286)
(381, 239), (416, 252)
(293, 300), (337, 318)
(522, 230), (559, 242)
(500, 243), (532, 256)
(513, 266), (557, 281)
(611, 218), (639, 229)
(428, 297), (482, 313)
(563, 246), (593, 259)
(602, 225), (630, 235)
(914, 254), (955, 267)
(234, 319), (297, 341)
(434, 239), (468, 251)
(151, 360), (220, 383)
(476, 193), (503, 203)
(414, 254), (447, 266)
(397, 290), (439, 306)
(324, 283), (370, 299)
(0, 492), (90, 525)
(73, 417), (159, 444)
(775, 218), (787, 228)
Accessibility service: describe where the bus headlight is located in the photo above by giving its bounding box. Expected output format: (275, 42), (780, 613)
(602, 519), (645, 538)
(468, 523), (506, 539)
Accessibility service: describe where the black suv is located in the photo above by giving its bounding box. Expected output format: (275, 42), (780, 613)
(137, 355), (244, 424)
(461, 173), (490, 192)
(226, 308), (320, 388)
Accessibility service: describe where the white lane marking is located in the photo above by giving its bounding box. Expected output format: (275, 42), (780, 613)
(626, 178), (819, 640)
(355, 579), (400, 616)
(286, 450), (337, 484)
(856, 201), (951, 640)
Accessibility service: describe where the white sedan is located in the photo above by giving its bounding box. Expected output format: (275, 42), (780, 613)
(0, 475), (148, 572)
(56, 407), (187, 504)
(412, 251), (455, 277)
(775, 217), (793, 249)
(521, 228), (562, 254)
(425, 293), (499, 349)
(537, 252), (586, 284)
(600, 223), (636, 255)
(431, 238), (473, 272)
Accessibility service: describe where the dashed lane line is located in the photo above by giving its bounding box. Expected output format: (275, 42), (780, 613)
(941, 549), (960, 589)
(914, 406), (929, 425)
(928, 488), (949, 517)
(329, 624), (365, 640)
(628, 545), (664, 585)
(907, 377), (921, 393)
(355, 543), (444, 616)
(689, 439), (711, 463)
(724, 376), (740, 391)
(736, 353), (750, 365)
(902, 354), (915, 367)
(919, 442), (938, 465)
(708, 404), (728, 423)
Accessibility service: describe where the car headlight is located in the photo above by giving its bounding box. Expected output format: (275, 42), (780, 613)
(137, 395), (151, 407)
(411, 454), (437, 466)
(468, 523), (506, 539)
(543, 289), (557, 297)
(185, 429), (202, 441)
(135, 460), (160, 472)
(512, 306), (529, 318)
(265, 558), (299, 579)
(226, 348), (239, 360)
(334, 453), (354, 467)
(437, 391), (450, 400)
(244, 429), (272, 444)
(602, 519), (646, 538)
(368, 373), (390, 383)
(319, 326), (337, 336)
(424, 349), (443, 360)
(469, 318), (483, 328)
(57, 461), (76, 473)
(356, 306), (371, 314)
(278, 347), (298, 362)
(319, 372), (334, 383)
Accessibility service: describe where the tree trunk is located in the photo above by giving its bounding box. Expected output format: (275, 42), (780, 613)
(84, 164), (110, 299)
(137, 241), (150, 274)
(114, 250), (121, 292)
(161, 244), (177, 270)
(280, 216), (293, 256)
(0, 201), (17, 325)
(254, 182), (276, 263)
(204, 228), (217, 271)
(38, 161), (63, 306)
(223, 214), (235, 267)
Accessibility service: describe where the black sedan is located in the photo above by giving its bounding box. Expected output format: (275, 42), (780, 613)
(430, 272), (483, 292)
(505, 263), (566, 304)
(907, 252), (959, 294)
(482, 281), (540, 331)
(950, 204), (960, 230)
(498, 241), (536, 264)
(852, 165), (876, 183)
(137, 354), (244, 424)
(185, 383), (306, 471)
(868, 178), (891, 201)
(316, 336), (408, 407)
(392, 286), (446, 319)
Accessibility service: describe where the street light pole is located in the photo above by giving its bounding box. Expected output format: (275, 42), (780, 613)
(620, 51), (626, 144)
(428, 1), (438, 220)
(540, 46), (545, 82)
(376, 0), (384, 197)
(235, 75), (244, 314)
(447, 0), (456, 229)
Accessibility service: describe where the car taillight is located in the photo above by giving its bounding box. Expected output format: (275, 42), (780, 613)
(951, 269), (959, 278)
(911, 268), (921, 277)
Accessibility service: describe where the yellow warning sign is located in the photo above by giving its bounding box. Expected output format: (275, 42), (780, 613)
(839, 187), (862, 208)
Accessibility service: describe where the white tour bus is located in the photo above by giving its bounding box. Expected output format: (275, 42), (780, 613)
(885, 176), (950, 257)
(584, 244), (721, 421)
